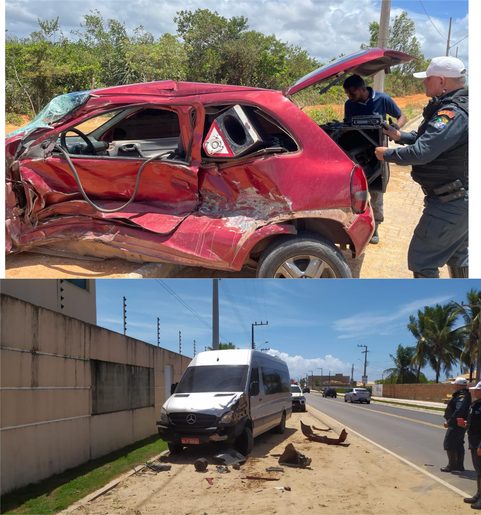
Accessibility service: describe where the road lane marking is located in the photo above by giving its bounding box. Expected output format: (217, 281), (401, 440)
(309, 406), (471, 499)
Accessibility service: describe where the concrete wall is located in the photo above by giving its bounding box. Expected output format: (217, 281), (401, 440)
(380, 383), (474, 402)
(0, 294), (190, 494)
(0, 279), (97, 324)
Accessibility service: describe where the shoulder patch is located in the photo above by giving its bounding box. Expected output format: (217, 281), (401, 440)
(437, 109), (455, 119)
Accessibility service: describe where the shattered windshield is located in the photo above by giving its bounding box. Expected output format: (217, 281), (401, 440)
(176, 365), (249, 393)
(7, 91), (91, 137)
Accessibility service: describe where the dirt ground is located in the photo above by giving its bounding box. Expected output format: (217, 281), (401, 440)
(64, 407), (466, 515)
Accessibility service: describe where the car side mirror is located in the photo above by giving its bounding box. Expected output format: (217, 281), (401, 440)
(170, 382), (178, 395)
(249, 381), (260, 396)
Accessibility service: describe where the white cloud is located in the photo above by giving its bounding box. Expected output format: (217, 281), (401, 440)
(332, 294), (454, 340)
(265, 348), (349, 381)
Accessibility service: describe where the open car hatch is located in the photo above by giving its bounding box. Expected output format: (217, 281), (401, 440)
(285, 48), (415, 96)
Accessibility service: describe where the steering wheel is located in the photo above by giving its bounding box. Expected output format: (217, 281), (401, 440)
(60, 127), (95, 155)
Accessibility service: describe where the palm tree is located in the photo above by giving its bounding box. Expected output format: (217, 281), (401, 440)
(383, 344), (417, 384)
(421, 303), (464, 383)
(407, 312), (429, 381)
(455, 289), (481, 382)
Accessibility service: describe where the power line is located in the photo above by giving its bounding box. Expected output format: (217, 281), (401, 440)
(418, 0), (447, 40)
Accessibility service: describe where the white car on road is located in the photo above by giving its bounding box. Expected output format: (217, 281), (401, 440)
(344, 388), (371, 404)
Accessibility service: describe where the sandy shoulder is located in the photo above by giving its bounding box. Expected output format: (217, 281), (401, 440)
(66, 406), (468, 515)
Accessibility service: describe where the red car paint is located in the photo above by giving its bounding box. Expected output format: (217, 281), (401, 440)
(5, 49), (414, 276)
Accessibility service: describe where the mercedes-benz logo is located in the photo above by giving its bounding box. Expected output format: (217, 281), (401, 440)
(186, 414), (197, 425)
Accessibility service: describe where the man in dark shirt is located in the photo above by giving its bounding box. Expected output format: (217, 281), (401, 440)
(343, 75), (406, 244)
(375, 56), (468, 278)
(441, 376), (470, 472)
(461, 381), (481, 509)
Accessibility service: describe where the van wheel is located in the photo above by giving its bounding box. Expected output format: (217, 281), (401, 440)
(235, 426), (254, 456)
(274, 412), (286, 434)
(257, 234), (352, 278)
(168, 443), (183, 455)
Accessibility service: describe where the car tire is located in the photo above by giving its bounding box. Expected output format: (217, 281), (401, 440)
(168, 442), (183, 455)
(366, 401), (371, 404)
(235, 425), (254, 456)
(256, 234), (352, 278)
(274, 412), (286, 434)
(302, 405), (307, 412)
(344, 397), (348, 402)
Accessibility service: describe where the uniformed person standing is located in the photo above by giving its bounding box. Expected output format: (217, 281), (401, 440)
(441, 377), (470, 472)
(460, 381), (481, 510)
(374, 56), (468, 278)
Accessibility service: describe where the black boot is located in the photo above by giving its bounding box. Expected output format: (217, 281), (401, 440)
(370, 225), (379, 244)
(467, 477), (481, 505)
(440, 450), (457, 472)
(472, 497), (481, 510)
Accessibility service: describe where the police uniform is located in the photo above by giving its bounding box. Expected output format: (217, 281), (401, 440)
(383, 87), (468, 278)
(464, 396), (481, 508)
(442, 387), (470, 471)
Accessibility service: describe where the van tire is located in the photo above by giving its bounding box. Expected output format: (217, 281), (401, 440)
(168, 443), (183, 455)
(235, 426), (254, 456)
(257, 234), (352, 278)
(274, 412), (286, 434)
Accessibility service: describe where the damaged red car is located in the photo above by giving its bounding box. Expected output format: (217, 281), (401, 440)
(5, 49), (413, 278)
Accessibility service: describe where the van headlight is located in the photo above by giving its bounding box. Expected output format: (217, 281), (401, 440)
(159, 407), (169, 424)
(220, 410), (235, 424)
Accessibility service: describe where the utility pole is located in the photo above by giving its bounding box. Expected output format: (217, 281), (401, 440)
(178, 331), (182, 355)
(122, 296), (127, 335)
(193, 339), (196, 357)
(212, 279), (219, 350)
(358, 345), (368, 385)
(351, 364), (354, 385)
(373, 0), (391, 92)
(251, 321), (268, 350)
(157, 317), (160, 346)
(446, 17), (452, 55)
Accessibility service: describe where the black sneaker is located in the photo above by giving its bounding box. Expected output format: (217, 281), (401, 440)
(370, 227), (379, 244)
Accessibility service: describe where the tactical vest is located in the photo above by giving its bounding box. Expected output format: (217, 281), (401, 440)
(411, 88), (468, 192)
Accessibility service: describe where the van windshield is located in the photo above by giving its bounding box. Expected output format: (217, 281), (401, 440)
(176, 365), (249, 393)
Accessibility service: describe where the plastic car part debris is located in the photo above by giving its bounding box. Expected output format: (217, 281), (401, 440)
(278, 444), (312, 468)
(275, 486), (292, 492)
(145, 462), (172, 472)
(232, 463), (241, 470)
(194, 458), (209, 472)
(313, 425), (331, 432)
(216, 465), (230, 474)
(300, 421), (349, 446)
(266, 466), (284, 473)
(205, 477), (214, 485)
(242, 476), (280, 481)
(213, 449), (246, 466)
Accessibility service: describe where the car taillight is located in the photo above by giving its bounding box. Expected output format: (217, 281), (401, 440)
(350, 165), (368, 214)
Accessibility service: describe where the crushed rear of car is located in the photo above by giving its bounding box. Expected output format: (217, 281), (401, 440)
(5, 49), (413, 277)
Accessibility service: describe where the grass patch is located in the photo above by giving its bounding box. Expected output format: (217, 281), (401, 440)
(1, 435), (167, 514)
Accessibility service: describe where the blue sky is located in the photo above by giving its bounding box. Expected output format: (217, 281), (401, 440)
(97, 278), (481, 383)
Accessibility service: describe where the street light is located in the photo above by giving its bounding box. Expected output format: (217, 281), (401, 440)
(358, 344), (368, 386)
(317, 367), (323, 387)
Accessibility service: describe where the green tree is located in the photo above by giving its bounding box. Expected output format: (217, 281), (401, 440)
(207, 342), (237, 350)
(455, 290), (481, 382)
(407, 312), (430, 382)
(383, 344), (417, 383)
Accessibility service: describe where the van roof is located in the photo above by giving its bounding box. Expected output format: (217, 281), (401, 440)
(189, 349), (288, 368)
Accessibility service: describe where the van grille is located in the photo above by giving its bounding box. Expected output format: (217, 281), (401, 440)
(168, 412), (217, 430)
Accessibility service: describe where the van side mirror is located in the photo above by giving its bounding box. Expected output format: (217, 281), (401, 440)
(170, 383), (178, 395)
(249, 381), (260, 396)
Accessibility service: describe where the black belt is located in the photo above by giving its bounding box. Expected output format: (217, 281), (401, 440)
(422, 179), (467, 202)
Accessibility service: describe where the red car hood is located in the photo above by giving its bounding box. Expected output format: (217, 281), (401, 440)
(286, 48), (415, 96)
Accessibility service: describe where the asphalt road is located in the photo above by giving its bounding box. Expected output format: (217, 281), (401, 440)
(306, 393), (475, 496)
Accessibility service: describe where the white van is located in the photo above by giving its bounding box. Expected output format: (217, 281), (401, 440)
(156, 349), (292, 455)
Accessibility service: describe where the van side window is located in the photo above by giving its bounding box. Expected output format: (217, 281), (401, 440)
(262, 366), (290, 395)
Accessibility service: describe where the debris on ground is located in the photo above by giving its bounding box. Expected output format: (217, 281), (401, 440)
(278, 443), (312, 468)
(194, 458), (209, 472)
(313, 425), (331, 432)
(232, 463), (241, 470)
(266, 466), (284, 473)
(216, 465), (230, 474)
(301, 421), (350, 446)
(205, 477), (214, 486)
(145, 462), (172, 473)
(242, 476), (280, 481)
(213, 449), (246, 466)
(275, 486), (292, 492)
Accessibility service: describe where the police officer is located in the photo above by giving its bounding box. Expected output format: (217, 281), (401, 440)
(441, 376), (470, 472)
(461, 381), (481, 509)
(343, 74), (406, 244)
(374, 56), (468, 278)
